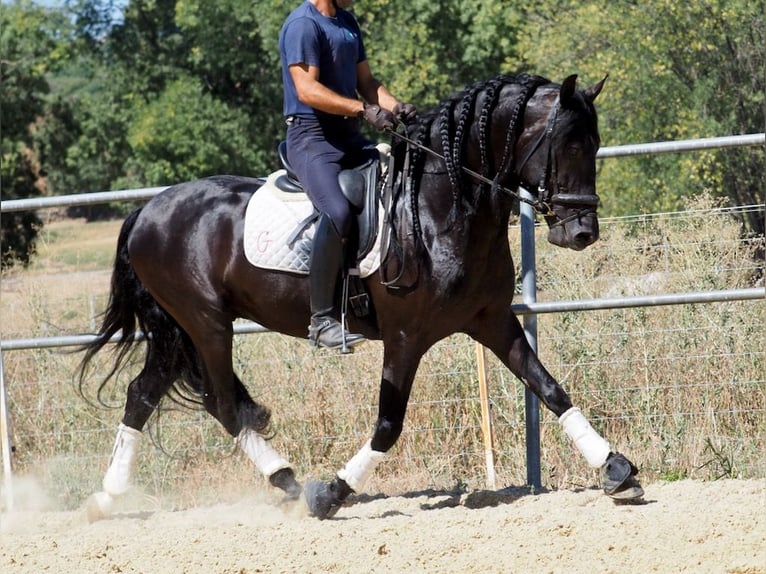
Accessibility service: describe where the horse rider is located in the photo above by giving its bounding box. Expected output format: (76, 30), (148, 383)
(279, 0), (417, 350)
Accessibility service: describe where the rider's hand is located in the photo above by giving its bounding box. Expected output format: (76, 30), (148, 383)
(393, 102), (417, 124)
(361, 103), (396, 131)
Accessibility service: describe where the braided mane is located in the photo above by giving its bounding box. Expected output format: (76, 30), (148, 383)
(398, 74), (551, 228)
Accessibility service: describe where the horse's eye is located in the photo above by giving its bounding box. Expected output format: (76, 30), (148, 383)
(566, 143), (581, 156)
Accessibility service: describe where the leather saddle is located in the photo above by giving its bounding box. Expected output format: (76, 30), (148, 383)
(275, 141), (381, 261)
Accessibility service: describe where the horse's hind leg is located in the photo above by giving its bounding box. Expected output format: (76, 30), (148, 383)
(225, 374), (302, 500)
(183, 323), (302, 501)
(87, 364), (175, 521)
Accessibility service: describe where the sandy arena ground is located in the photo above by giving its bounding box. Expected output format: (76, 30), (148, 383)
(1, 479), (764, 573)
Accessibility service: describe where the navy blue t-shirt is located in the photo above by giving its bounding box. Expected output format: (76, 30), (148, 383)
(279, 1), (367, 117)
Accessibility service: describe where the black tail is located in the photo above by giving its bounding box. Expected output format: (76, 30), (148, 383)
(78, 208), (204, 405)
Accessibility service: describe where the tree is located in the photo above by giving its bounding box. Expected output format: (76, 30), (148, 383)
(46, 0), (528, 208)
(361, 0), (524, 107)
(515, 0), (764, 231)
(54, 0), (291, 209)
(16, 0), (763, 240)
(0, 1), (71, 267)
(120, 74), (266, 186)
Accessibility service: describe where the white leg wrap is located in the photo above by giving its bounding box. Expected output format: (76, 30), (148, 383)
(238, 429), (291, 476)
(87, 491), (115, 522)
(559, 407), (611, 468)
(102, 423), (142, 496)
(337, 440), (386, 492)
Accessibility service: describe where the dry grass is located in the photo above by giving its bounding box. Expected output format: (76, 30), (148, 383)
(1, 198), (764, 511)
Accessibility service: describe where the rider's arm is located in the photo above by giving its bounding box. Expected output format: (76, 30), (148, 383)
(289, 63), (365, 117)
(356, 60), (400, 112)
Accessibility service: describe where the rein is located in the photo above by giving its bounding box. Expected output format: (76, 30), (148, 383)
(388, 128), (541, 212)
(388, 93), (600, 227)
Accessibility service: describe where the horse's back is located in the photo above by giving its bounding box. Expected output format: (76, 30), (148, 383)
(125, 174), (312, 336)
(128, 175), (262, 294)
(142, 175), (263, 221)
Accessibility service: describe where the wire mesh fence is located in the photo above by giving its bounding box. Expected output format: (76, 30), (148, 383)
(1, 199), (764, 511)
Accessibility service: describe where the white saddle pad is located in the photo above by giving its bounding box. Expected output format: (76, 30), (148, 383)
(243, 170), (381, 277)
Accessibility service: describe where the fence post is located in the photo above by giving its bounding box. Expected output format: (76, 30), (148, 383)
(0, 350), (14, 510)
(519, 190), (542, 491)
(474, 342), (496, 489)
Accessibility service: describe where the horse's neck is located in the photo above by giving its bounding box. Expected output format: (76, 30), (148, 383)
(411, 159), (510, 260)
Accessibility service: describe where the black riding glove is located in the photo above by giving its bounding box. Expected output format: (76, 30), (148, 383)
(361, 103), (396, 131)
(393, 102), (417, 124)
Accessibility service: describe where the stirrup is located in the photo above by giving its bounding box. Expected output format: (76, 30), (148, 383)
(308, 317), (365, 352)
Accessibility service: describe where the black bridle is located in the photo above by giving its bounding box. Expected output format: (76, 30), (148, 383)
(388, 95), (600, 227)
(514, 97), (600, 226)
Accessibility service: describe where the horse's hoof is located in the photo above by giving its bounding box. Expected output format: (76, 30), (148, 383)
(269, 467), (303, 502)
(86, 491), (114, 522)
(282, 483), (304, 502)
(608, 476), (645, 501)
(602, 452), (644, 500)
(303, 479), (346, 520)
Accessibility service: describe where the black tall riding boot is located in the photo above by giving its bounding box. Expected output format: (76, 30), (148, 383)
(308, 215), (366, 350)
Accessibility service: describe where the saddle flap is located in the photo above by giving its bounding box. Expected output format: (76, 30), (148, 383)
(342, 159), (380, 257)
(243, 174), (382, 279)
(338, 170), (366, 209)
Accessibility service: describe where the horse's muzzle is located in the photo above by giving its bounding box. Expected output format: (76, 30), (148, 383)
(547, 212), (599, 251)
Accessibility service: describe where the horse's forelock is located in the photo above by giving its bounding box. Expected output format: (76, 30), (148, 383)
(558, 89), (601, 146)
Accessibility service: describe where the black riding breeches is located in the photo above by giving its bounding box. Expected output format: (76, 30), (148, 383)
(285, 115), (377, 238)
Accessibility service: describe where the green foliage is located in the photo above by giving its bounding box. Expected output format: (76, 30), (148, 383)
(0, 0), (72, 267)
(1, 1), (60, 136)
(0, 150), (42, 267)
(700, 438), (740, 480)
(362, 0), (524, 106)
(122, 75), (265, 185)
(3, 0), (764, 263)
(659, 469), (688, 482)
(55, 0), (291, 198)
(82, 0), (187, 99)
(515, 0), (764, 229)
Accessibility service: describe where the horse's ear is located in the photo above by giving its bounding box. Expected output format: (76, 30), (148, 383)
(583, 74), (608, 102)
(560, 74), (578, 105)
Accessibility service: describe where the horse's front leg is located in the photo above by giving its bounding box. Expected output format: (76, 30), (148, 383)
(471, 309), (643, 500)
(305, 343), (420, 519)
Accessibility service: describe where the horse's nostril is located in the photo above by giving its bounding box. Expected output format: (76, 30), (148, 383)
(575, 231), (598, 246)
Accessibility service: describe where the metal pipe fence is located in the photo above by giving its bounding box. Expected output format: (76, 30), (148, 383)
(1, 134), (764, 511)
(2, 134), (763, 213)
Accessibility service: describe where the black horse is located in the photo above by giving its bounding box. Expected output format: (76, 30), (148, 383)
(79, 73), (643, 521)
